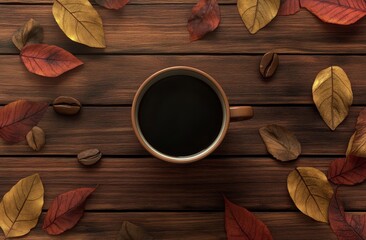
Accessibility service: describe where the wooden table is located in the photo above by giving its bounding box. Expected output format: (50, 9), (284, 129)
(0, 1), (365, 239)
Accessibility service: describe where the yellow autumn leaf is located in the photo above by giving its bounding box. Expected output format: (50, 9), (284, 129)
(287, 167), (334, 223)
(312, 66), (353, 131)
(237, 0), (280, 34)
(0, 174), (44, 238)
(53, 0), (106, 48)
(346, 132), (355, 156)
(349, 109), (366, 157)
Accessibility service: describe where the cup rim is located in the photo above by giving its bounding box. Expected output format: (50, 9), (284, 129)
(131, 66), (230, 164)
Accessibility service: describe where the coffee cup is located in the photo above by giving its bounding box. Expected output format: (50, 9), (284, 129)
(132, 66), (253, 163)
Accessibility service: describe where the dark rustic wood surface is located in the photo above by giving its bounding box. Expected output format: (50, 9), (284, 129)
(0, 106), (358, 156)
(24, 212), (337, 240)
(0, 157), (364, 211)
(0, 1), (365, 239)
(2, 55), (366, 105)
(2, 6), (366, 54)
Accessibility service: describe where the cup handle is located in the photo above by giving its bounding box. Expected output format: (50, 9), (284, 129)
(230, 106), (254, 122)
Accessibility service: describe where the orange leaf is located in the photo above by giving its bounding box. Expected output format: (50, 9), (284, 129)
(187, 0), (220, 41)
(43, 188), (96, 235)
(278, 0), (300, 16)
(225, 197), (273, 240)
(301, 0), (366, 25)
(20, 44), (83, 77)
(0, 100), (48, 143)
(95, 0), (129, 10)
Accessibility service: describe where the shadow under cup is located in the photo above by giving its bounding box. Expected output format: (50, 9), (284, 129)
(131, 67), (230, 164)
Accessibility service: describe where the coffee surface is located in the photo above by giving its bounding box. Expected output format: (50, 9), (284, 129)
(138, 75), (223, 157)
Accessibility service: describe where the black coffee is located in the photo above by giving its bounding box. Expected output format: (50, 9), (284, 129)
(138, 75), (223, 157)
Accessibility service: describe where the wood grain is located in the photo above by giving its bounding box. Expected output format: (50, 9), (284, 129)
(0, 1), (363, 239)
(1, 55), (366, 105)
(21, 212), (337, 240)
(0, 106), (356, 155)
(0, 157), (362, 211)
(1, 6), (366, 54)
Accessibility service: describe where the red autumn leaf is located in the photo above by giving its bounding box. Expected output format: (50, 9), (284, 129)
(329, 191), (366, 239)
(20, 44), (83, 77)
(300, 0), (366, 25)
(95, 0), (129, 10)
(328, 155), (366, 185)
(187, 0), (220, 41)
(278, 0), (301, 16)
(0, 100), (48, 143)
(43, 187), (96, 235)
(225, 197), (273, 240)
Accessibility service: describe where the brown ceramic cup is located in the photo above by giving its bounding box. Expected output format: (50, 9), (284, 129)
(131, 66), (253, 164)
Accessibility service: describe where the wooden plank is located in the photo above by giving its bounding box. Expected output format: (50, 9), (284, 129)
(0, 157), (362, 211)
(1, 6), (366, 54)
(1, 55), (366, 105)
(0, 106), (356, 155)
(15, 211), (337, 239)
(22, 212), (338, 240)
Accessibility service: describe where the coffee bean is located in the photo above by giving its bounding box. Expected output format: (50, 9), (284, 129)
(53, 96), (81, 115)
(77, 148), (102, 166)
(26, 126), (45, 151)
(260, 51), (279, 78)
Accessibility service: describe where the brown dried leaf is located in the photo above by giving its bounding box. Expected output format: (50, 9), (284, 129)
(117, 221), (154, 240)
(350, 108), (366, 157)
(187, 0), (221, 41)
(259, 124), (301, 161)
(95, 0), (129, 9)
(26, 126), (46, 151)
(12, 19), (43, 50)
(287, 167), (334, 222)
